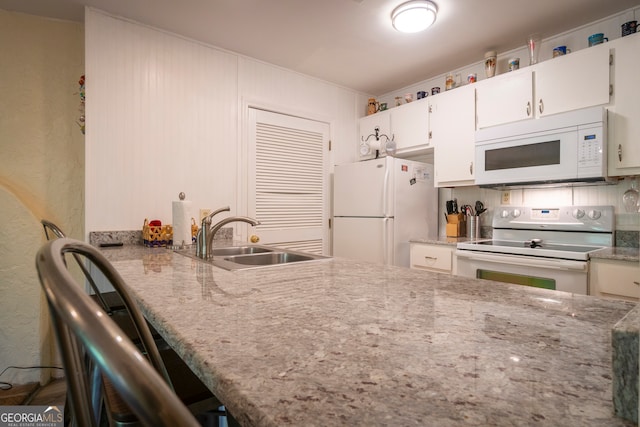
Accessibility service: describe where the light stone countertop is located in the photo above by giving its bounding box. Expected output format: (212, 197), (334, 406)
(100, 244), (638, 427)
(590, 247), (640, 262)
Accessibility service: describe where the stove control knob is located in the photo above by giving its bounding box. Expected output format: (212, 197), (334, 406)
(511, 209), (521, 218)
(500, 209), (510, 218)
(572, 208), (585, 219)
(587, 209), (601, 220)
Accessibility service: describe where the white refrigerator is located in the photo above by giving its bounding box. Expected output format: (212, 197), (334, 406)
(333, 157), (437, 267)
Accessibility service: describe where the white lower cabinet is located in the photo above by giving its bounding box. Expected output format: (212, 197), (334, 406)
(590, 258), (640, 301)
(410, 243), (456, 274)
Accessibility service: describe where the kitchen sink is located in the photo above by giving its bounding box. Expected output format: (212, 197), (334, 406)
(210, 246), (273, 256)
(173, 244), (329, 270)
(223, 252), (316, 266)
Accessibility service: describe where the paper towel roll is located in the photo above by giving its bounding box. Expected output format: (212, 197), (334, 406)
(172, 199), (193, 246)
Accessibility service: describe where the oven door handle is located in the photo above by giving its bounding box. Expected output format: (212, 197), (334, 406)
(454, 250), (588, 272)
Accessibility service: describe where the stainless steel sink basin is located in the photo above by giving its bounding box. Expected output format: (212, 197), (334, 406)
(173, 244), (329, 270)
(210, 246), (273, 256)
(224, 252), (316, 266)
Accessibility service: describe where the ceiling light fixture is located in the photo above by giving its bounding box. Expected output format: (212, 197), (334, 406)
(391, 0), (438, 33)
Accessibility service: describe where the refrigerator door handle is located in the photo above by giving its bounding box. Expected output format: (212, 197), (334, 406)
(383, 217), (390, 265)
(382, 160), (390, 217)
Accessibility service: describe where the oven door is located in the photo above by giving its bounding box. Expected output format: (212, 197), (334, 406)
(455, 250), (588, 295)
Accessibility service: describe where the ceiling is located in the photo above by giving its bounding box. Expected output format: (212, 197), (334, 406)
(1, 0), (639, 94)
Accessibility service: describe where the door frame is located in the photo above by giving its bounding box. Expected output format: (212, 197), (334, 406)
(238, 97), (335, 251)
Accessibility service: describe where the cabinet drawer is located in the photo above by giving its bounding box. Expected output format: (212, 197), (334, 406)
(410, 244), (453, 273)
(591, 259), (640, 300)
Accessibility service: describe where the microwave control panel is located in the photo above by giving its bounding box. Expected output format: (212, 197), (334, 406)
(577, 124), (604, 176)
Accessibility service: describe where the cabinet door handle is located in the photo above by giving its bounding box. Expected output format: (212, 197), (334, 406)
(429, 131), (432, 139)
(526, 101), (531, 117)
(618, 144), (623, 162)
(633, 281), (639, 286)
(469, 162), (473, 175)
(424, 256), (438, 260)
(538, 99), (544, 114)
(609, 84), (613, 96)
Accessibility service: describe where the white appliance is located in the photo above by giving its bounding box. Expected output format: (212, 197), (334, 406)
(456, 205), (614, 295)
(333, 157), (437, 267)
(475, 106), (607, 187)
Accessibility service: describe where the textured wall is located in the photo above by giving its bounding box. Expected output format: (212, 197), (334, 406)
(0, 10), (84, 385)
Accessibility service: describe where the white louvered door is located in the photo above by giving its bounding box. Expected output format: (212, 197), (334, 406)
(248, 109), (330, 255)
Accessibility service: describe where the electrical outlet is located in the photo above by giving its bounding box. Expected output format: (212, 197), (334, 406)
(199, 209), (211, 221)
(501, 191), (510, 205)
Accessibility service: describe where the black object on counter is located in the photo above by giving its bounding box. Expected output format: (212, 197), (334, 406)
(100, 242), (124, 248)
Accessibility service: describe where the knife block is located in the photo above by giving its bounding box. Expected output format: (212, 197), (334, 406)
(446, 214), (467, 237)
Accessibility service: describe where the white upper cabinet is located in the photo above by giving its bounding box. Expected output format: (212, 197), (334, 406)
(607, 33), (640, 176)
(476, 43), (610, 130)
(430, 85), (476, 187)
(358, 110), (391, 160)
(390, 98), (430, 155)
(534, 44), (610, 118)
(476, 70), (533, 129)
(358, 99), (430, 160)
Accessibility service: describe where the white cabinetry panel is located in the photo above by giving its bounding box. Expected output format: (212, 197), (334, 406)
(534, 45), (610, 118)
(608, 33), (640, 176)
(430, 85), (476, 187)
(391, 99), (430, 155)
(410, 243), (455, 274)
(476, 71), (533, 129)
(590, 258), (640, 301)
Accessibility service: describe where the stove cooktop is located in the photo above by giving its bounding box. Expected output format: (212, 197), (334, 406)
(473, 239), (599, 253)
(457, 239), (605, 261)
(456, 205), (614, 261)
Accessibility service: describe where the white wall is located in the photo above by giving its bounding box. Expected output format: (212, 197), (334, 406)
(85, 8), (367, 237)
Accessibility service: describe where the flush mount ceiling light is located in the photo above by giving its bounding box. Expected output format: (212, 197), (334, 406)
(391, 0), (438, 33)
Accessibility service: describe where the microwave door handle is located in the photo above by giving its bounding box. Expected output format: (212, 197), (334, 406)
(454, 251), (587, 272)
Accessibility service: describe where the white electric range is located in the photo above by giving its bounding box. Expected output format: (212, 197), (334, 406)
(455, 205), (614, 295)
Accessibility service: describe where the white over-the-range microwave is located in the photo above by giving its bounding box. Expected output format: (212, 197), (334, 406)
(474, 106), (607, 187)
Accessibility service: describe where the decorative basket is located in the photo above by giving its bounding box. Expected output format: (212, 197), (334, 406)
(142, 219), (173, 247)
(191, 218), (199, 243)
